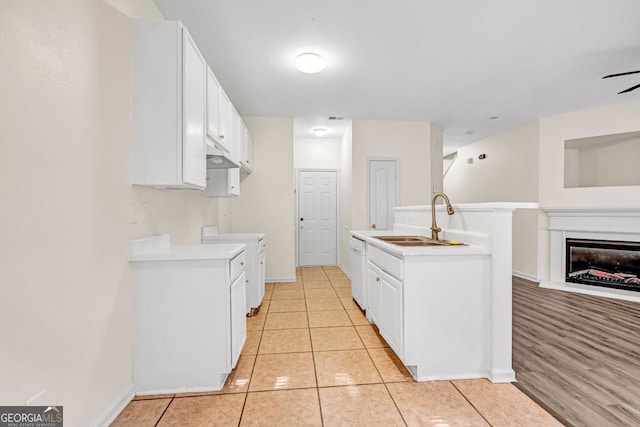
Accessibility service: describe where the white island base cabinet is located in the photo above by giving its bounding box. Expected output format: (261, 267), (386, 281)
(130, 237), (246, 395)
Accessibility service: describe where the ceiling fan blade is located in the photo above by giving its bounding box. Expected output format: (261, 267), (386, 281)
(602, 70), (640, 79)
(618, 82), (640, 94)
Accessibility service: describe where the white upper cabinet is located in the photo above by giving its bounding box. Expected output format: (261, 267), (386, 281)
(240, 121), (253, 174)
(131, 20), (207, 189)
(203, 168), (240, 197)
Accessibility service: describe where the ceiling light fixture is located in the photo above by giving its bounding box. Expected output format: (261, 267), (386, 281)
(295, 53), (325, 74)
(313, 128), (327, 137)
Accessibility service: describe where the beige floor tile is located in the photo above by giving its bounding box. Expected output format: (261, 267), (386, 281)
(274, 282), (303, 291)
(452, 379), (564, 427)
(240, 388), (322, 426)
(157, 394), (245, 426)
(257, 299), (270, 313)
(265, 282), (276, 290)
(319, 384), (405, 426)
(249, 353), (317, 391)
(368, 348), (413, 383)
(258, 328), (312, 354)
(334, 287), (353, 298)
(346, 309), (369, 326)
(112, 398), (171, 426)
(340, 297), (360, 310)
(242, 330), (262, 355)
(271, 288), (305, 300)
(268, 299), (306, 312)
(246, 313), (266, 331)
(263, 287), (273, 301)
(264, 311), (309, 329)
(387, 381), (489, 426)
(308, 310), (352, 328)
(306, 297), (344, 311)
(314, 349), (383, 387)
(303, 279), (333, 289)
(305, 288), (338, 299)
(355, 325), (389, 348)
(310, 326), (364, 351)
(330, 279), (351, 288)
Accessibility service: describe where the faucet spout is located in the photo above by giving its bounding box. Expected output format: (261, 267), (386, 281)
(431, 192), (455, 241)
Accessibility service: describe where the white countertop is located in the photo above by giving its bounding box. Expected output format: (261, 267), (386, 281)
(201, 226), (265, 241)
(351, 229), (490, 257)
(129, 234), (245, 262)
(395, 202), (538, 212)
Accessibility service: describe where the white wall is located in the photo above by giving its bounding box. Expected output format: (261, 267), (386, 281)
(339, 124), (353, 274)
(444, 121), (540, 277)
(0, 1), (226, 424)
(294, 138), (342, 169)
(232, 117), (296, 282)
(351, 120), (435, 230)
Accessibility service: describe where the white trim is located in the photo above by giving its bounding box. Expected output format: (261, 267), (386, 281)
(91, 384), (135, 427)
(512, 270), (540, 283)
(367, 158), (401, 231)
(266, 276), (296, 283)
(540, 280), (640, 303)
(295, 169), (340, 267)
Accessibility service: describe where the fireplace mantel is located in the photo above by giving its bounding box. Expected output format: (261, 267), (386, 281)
(541, 206), (640, 302)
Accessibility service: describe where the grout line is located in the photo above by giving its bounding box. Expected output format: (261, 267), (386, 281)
(450, 381), (494, 426)
(153, 395), (174, 427)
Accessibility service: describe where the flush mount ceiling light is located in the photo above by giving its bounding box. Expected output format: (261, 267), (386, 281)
(313, 128), (327, 137)
(295, 53), (325, 74)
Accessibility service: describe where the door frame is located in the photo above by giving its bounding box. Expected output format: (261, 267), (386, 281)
(367, 158), (400, 230)
(295, 168), (340, 267)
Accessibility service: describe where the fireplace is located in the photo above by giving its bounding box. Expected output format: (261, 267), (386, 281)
(566, 238), (640, 292)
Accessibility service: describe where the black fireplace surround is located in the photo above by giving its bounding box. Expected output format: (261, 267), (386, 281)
(566, 238), (640, 292)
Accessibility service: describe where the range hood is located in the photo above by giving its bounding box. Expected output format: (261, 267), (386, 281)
(206, 141), (241, 169)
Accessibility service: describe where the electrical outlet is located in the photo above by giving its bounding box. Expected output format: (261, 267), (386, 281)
(140, 203), (150, 223)
(129, 203), (138, 224)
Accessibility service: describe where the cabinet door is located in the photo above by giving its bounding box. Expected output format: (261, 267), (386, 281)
(230, 271), (247, 369)
(203, 168), (240, 197)
(258, 250), (266, 305)
(218, 89), (231, 152)
(367, 261), (381, 326)
(228, 168), (240, 196)
(206, 68), (220, 142)
(378, 268), (403, 358)
(181, 28), (207, 188)
(229, 107), (241, 163)
(244, 127), (253, 171)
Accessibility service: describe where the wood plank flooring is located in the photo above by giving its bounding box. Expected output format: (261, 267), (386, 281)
(513, 276), (640, 427)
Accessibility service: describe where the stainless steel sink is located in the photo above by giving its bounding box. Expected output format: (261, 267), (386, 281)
(373, 235), (464, 247)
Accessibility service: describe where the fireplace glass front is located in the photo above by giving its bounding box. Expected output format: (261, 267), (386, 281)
(566, 238), (640, 292)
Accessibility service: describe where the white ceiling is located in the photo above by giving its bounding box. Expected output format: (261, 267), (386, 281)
(154, 0), (640, 153)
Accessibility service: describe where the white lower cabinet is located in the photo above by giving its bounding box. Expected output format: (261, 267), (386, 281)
(367, 259), (403, 359)
(131, 250), (246, 394)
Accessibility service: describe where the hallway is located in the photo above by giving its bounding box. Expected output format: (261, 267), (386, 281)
(113, 267), (560, 426)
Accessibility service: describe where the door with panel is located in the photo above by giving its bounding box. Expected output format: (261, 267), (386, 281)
(297, 170), (338, 266)
(368, 159), (398, 230)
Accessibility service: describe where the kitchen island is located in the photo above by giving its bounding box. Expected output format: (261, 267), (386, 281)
(352, 202), (537, 383)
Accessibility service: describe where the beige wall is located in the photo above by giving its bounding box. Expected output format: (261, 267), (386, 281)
(537, 100), (640, 280)
(351, 120), (434, 230)
(444, 121), (540, 277)
(339, 124), (353, 273)
(294, 138), (342, 169)
(233, 117), (296, 281)
(0, 1), (227, 424)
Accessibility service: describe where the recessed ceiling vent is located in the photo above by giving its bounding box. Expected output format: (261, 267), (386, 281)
(328, 116), (344, 120)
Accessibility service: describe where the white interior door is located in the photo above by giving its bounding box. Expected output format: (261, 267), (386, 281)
(368, 160), (398, 230)
(298, 170), (338, 266)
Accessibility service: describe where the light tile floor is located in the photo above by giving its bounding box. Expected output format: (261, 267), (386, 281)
(112, 266), (562, 426)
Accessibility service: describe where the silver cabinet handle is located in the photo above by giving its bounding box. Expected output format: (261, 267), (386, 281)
(219, 134), (225, 139)
(240, 262), (244, 266)
(376, 277), (380, 282)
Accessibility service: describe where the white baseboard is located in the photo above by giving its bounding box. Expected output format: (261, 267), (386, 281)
(92, 384), (135, 427)
(338, 263), (351, 279)
(512, 270), (540, 283)
(266, 276), (296, 283)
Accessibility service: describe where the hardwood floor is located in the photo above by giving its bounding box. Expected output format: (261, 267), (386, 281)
(513, 276), (640, 427)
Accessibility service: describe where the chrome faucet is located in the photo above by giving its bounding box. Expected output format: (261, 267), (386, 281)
(430, 192), (455, 241)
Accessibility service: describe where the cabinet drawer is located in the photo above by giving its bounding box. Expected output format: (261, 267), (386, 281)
(258, 239), (266, 253)
(367, 244), (403, 280)
(230, 251), (246, 282)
